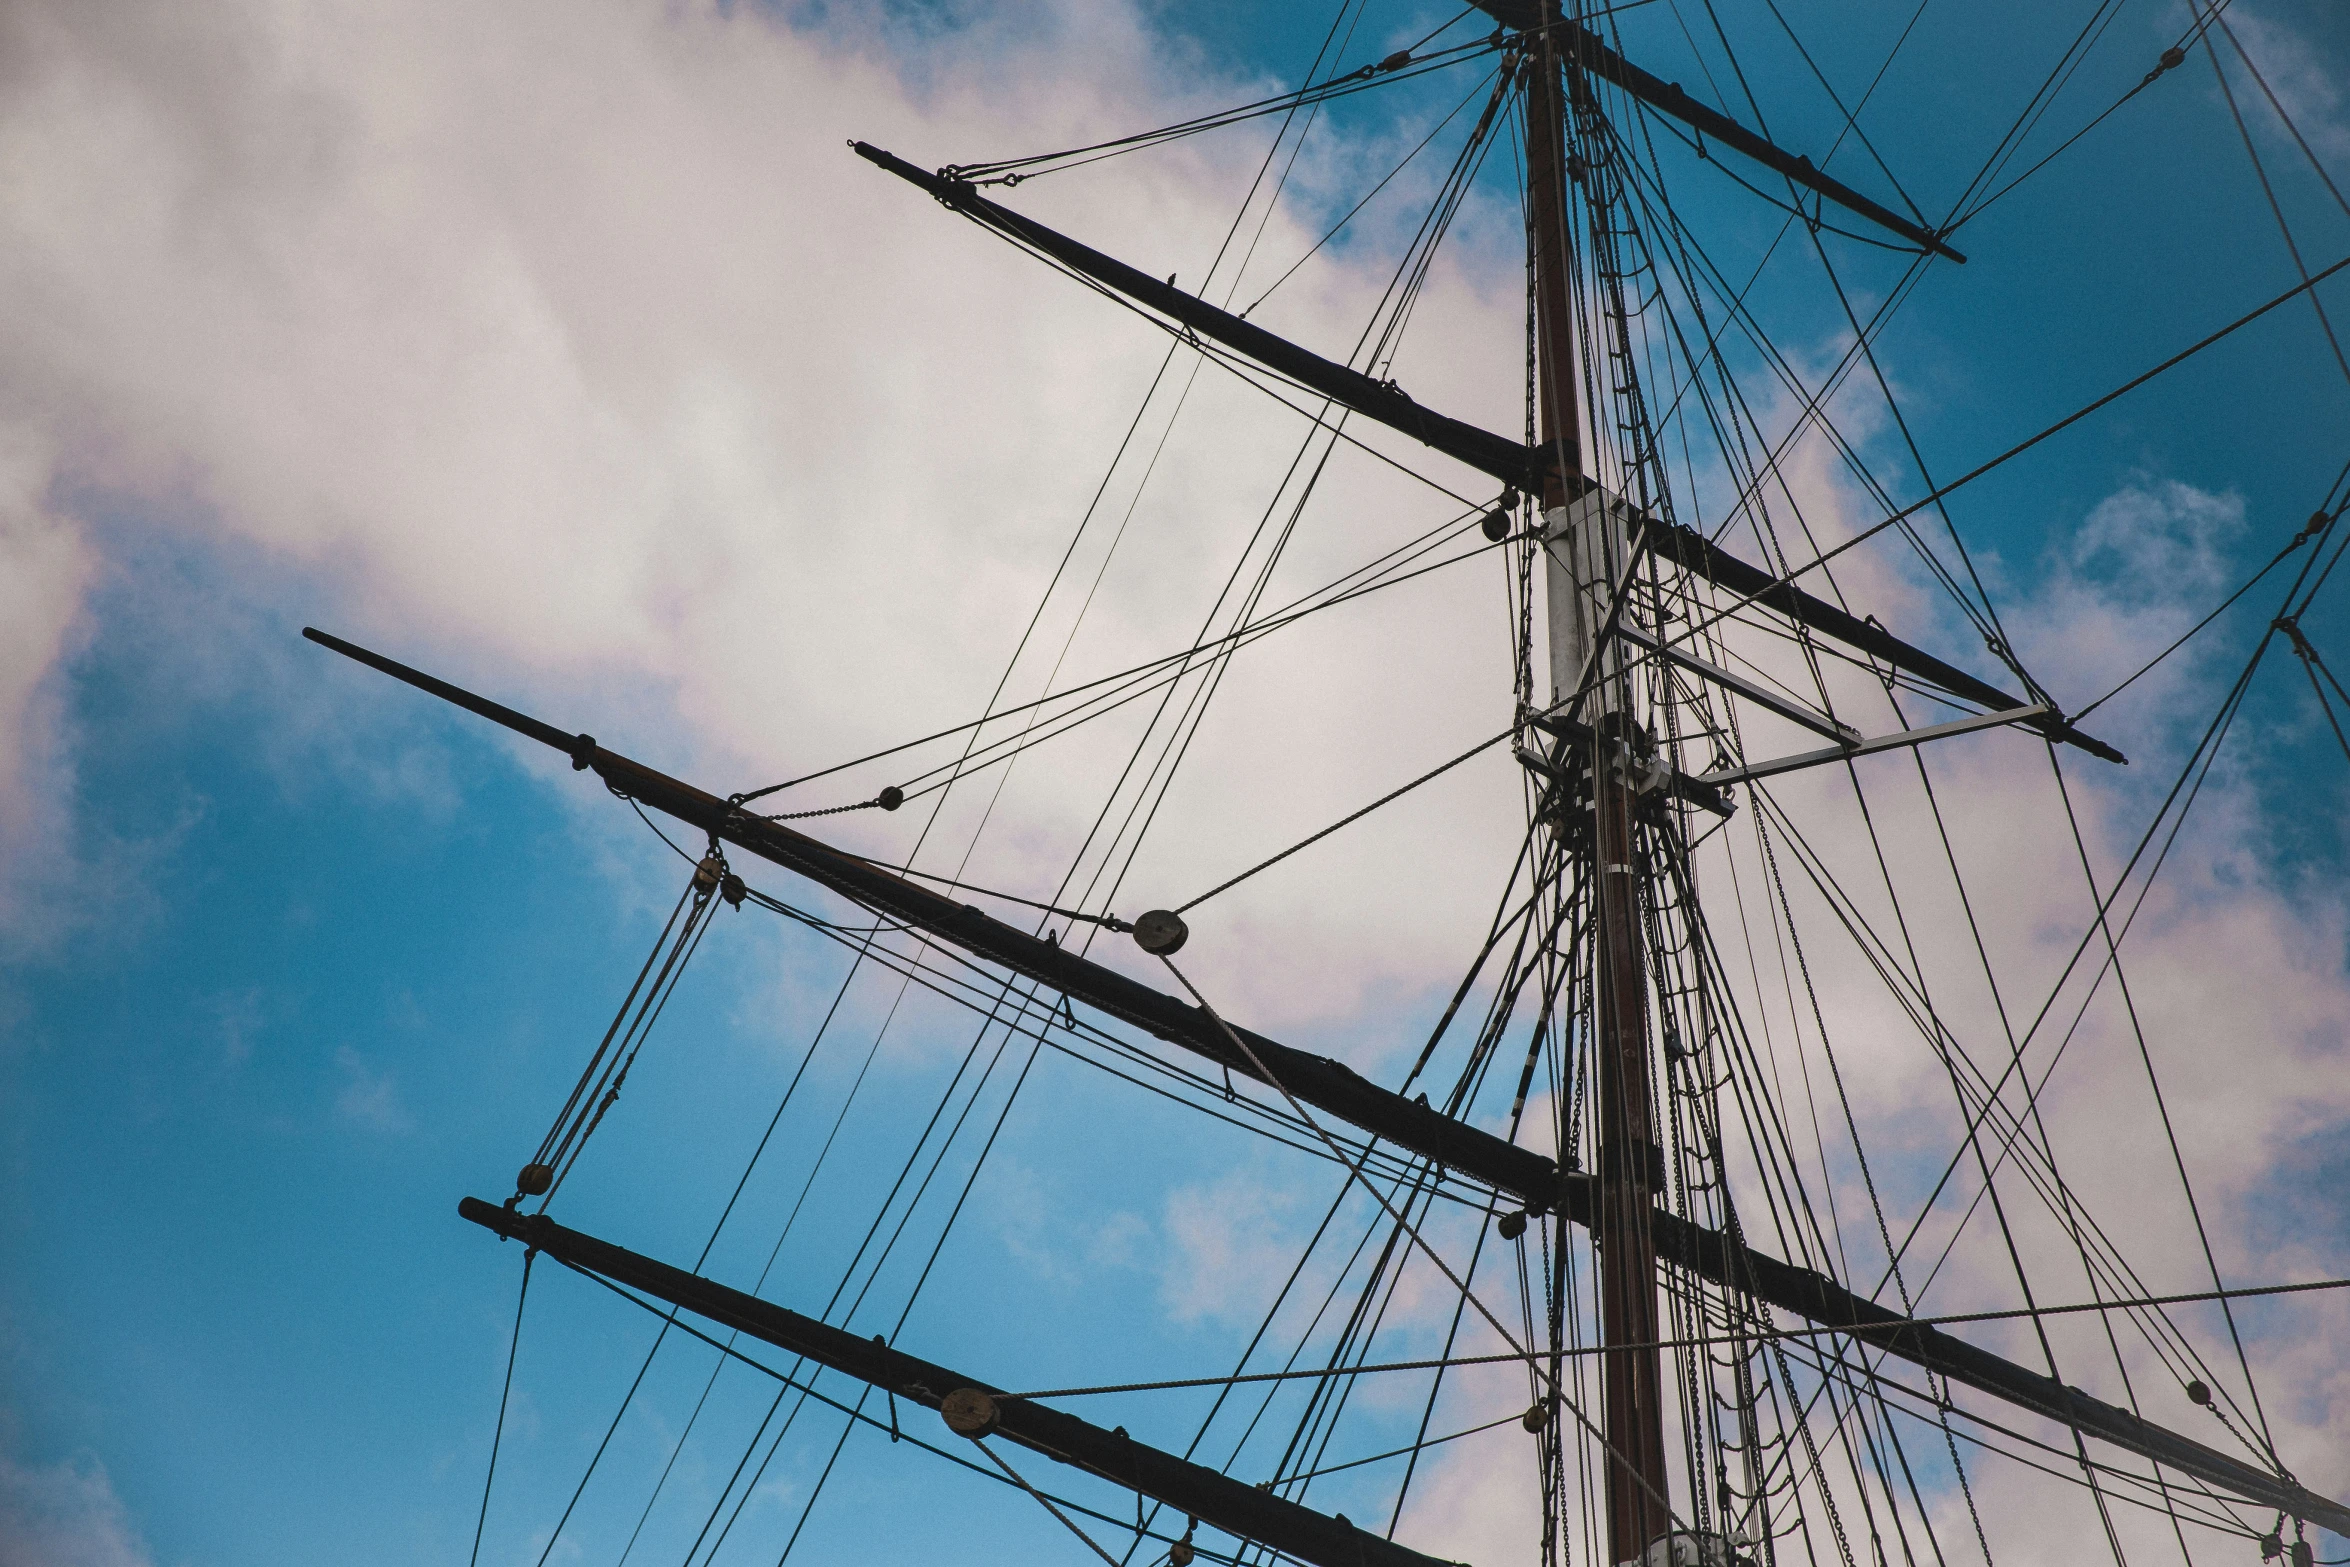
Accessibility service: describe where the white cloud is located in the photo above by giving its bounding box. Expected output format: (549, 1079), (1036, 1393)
(334, 1042), (411, 1131)
(0, 0), (1528, 1032)
(2219, 4), (2350, 166)
(1159, 1170), (1307, 1328)
(0, 1448), (155, 1567)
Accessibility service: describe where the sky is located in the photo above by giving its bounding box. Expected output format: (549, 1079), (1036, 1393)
(2, 1), (2348, 1564)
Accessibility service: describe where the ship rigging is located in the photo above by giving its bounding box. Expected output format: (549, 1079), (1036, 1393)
(313, 3), (2350, 1564)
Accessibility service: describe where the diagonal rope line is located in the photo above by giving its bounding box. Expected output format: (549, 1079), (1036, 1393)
(469, 1248), (534, 1567)
(1174, 722), (1517, 913)
(972, 1440), (1127, 1565)
(1161, 954), (1538, 1367)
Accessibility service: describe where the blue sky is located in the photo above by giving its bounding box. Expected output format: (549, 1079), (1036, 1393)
(3, 2), (2348, 1564)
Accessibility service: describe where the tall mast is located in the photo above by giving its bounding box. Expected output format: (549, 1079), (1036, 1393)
(1525, 15), (1671, 1563)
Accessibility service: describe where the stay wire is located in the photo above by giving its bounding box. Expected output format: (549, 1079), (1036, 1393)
(2214, 10), (2350, 224)
(2072, 513), (2328, 719)
(985, 1268), (2350, 1397)
(2046, 743), (2282, 1462)
(1952, 4), (2233, 231)
(1838, 630), (2319, 1463)
(545, 857), (917, 1567)
(1616, 1), (2312, 690)
(1876, 497), (2341, 1288)
(553, 177), (1256, 1558)
(877, 861), (1134, 932)
(540, 887), (721, 1206)
(1637, 17), (2022, 683)
(1752, 0), (1926, 223)
(696, 964), (1058, 1566)
(1796, 183), (2034, 694)
(527, 872), (699, 1172)
(1239, 63), (1507, 318)
(468, 1247), (534, 1567)
(1147, 957), (1659, 1562)
(917, 211), (1481, 508)
(1595, 93), (1989, 719)
(948, 24), (1499, 186)
(1747, 766), (2259, 1439)
(2288, 629), (2350, 766)
(1082, 58), (1508, 893)
(577, 379), (1184, 1567)
(1090, 21), (1420, 1553)
(746, 883), (1455, 1190)
(1934, 0), (2133, 225)
(675, 986), (1028, 1567)
(1866, 709), (2138, 1549)
(974, 1441), (1126, 1565)
(735, 502), (1494, 806)
(1056, 53), (1513, 994)
(1174, 719), (1518, 914)
(882, 518), (1492, 805)
(735, 336), (1190, 816)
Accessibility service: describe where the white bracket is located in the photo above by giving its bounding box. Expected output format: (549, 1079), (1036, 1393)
(1693, 703), (2055, 789)
(1613, 622), (1862, 747)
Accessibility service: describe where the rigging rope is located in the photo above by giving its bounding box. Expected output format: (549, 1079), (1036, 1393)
(467, 1248), (533, 1567)
(514, 853), (728, 1207)
(513, 5), (2350, 1556)
(2073, 507), (2337, 720)
(687, 30), (1459, 1548)
(2196, 0), (2350, 397)
(943, 17), (1498, 186)
(1174, 721), (1517, 914)
(1951, 3), (2237, 231)
(990, 1270), (2350, 1399)
(973, 1441), (1127, 1566)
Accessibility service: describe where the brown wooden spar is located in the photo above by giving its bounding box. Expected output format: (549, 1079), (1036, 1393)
(458, 1200), (1459, 1567)
(304, 628), (2350, 1539)
(850, 142), (2122, 769)
(1524, 19), (1670, 1562)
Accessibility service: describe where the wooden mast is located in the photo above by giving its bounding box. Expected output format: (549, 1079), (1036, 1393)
(1525, 15), (1672, 1563)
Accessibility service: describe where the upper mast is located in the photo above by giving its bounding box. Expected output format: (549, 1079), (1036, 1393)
(1525, 14), (1669, 1561)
